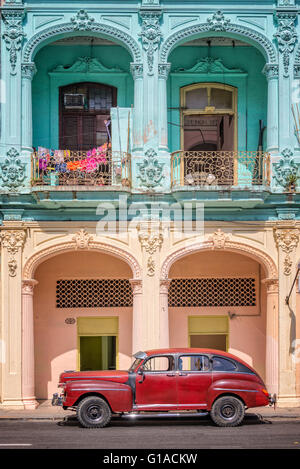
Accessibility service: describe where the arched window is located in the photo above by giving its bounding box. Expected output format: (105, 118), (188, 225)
(59, 82), (117, 151)
(181, 83), (237, 152)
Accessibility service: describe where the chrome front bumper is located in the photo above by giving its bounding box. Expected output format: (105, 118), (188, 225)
(269, 393), (277, 407)
(52, 393), (63, 406)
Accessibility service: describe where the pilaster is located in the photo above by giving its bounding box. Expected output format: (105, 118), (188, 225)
(274, 221), (300, 406)
(0, 223), (26, 408)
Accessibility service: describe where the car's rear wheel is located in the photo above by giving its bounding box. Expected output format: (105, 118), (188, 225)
(210, 396), (245, 427)
(76, 396), (112, 428)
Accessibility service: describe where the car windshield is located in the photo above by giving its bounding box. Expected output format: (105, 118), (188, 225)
(128, 358), (143, 372)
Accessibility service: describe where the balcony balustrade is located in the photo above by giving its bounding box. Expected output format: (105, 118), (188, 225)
(31, 150), (132, 189)
(171, 151), (270, 189)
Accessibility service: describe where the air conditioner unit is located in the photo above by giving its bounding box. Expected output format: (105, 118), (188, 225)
(64, 94), (85, 109)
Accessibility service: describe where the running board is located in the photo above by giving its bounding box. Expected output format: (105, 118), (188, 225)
(120, 411), (209, 419)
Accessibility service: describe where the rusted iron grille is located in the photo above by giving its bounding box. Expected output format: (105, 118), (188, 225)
(168, 278), (256, 307)
(56, 279), (133, 308)
(31, 151), (131, 187)
(171, 151), (270, 187)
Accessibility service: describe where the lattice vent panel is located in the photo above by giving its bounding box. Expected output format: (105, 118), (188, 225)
(169, 278), (256, 307)
(56, 279), (133, 308)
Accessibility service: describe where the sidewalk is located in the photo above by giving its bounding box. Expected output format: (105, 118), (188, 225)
(0, 401), (300, 421)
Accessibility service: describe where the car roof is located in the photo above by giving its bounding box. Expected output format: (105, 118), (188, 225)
(144, 348), (256, 373)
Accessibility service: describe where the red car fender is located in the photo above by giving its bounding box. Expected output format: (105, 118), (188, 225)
(64, 380), (133, 412)
(207, 378), (266, 410)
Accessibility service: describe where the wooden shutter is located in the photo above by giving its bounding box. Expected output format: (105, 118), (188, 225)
(61, 115), (79, 150)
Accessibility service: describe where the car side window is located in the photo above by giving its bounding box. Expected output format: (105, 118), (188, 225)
(178, 355), (210, 372)
(142, 356), (175, 372)
(212, 356), (237, 372)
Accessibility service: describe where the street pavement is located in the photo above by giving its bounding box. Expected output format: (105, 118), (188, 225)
(0, 399), (300, 421)
(0, 401), (299, 452)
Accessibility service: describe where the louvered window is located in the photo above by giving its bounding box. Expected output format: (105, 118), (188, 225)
(60, 82), (116, 151)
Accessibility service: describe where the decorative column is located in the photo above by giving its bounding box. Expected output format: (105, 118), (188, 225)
(130, 63), (144, 152)
(139, 6), (162, 150)
(274, 7), (297, 149)
(263, 64), (279, 153)
(159, 279), (171, 349)
(21, 63), (37, 152)
(262, 278), (279, 396)
(22, 279), (39, 409)
(0, 226), (26, 408)
(158, 63), (171, 152)
(274, 221), (300, 406)
(1, 4), (25, 151)
(130, 279), (144, 354)
(137, 222), (164, 350)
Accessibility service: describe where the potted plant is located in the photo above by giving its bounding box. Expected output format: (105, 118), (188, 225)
(286, 173), (298, 192)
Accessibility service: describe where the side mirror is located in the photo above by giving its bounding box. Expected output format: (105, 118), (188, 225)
(138, 367), (145, 383)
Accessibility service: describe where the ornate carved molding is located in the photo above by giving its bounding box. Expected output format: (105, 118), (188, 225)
(23, 15), (142, 64)
(0, 148), (26, 192)
(1, 229), (26, 277)
(21, 62), (37, 80)
(51, 56), (124, 74)
(161, 239), (278, 280)
(130, 62), (144, 79)
(22, 279), (39, 296)
(137, 148), (165, 189)
(23, 239), (142, 280)
(70, 9), (95, 31)
(209, 229), (230, 250)
(72, 229), (93, 250)
(274, 224), (300, 276)
(129, 279), (143, 296)
(262, 63), (279, 80)
(274, 12), (297, 77)
(2, 7), (25, 75)
(273, 148), (298, 189)
(262, 278), (279, 294)
(139, 10), (162, 75)
(158, 63), (171, 79)
(160, 279), (171, 295)
(138, 225), (163, 277)
(160, 11), (277, 64)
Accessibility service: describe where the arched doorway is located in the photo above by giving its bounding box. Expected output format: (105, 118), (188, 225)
(163, 247), (278, 387)
(33, 250), (134, 400)
(59, 82), (117, 151)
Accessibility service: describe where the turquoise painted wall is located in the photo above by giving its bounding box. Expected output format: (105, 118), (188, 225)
(32, 44), (134, 150)
(167, 45), (267, 153)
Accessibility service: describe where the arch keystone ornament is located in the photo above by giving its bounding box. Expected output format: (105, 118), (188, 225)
(70, 9), (95, 31)
(72, 229), (93, 250)
(209, 229), (230, 250)
(273, 224), (300, 276)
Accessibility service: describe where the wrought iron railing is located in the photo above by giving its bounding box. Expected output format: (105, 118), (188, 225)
(31, 150), (131, 188)
(171, 150), (270, 188)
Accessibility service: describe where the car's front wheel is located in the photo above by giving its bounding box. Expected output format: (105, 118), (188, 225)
(76, 396), (112, 428)
(209, 396), (245, 427)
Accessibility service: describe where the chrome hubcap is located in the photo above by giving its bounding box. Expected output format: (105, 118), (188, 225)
(87, 405), (103, 421)
(221, 404), (236, 419)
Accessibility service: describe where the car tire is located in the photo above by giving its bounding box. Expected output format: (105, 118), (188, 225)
(210, 396), (245, 427)
(76, 396), (112, 428)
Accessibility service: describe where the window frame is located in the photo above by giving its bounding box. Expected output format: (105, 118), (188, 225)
(177, 353), (211, 373)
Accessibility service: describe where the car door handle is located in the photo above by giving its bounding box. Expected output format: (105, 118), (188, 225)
(179, 373), (188, 376)
(166, 373), (176, 377)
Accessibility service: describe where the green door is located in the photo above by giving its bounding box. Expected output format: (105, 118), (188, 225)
(80, 336), (116, 371)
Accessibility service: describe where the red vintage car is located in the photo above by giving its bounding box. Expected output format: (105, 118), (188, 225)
(52, 348), (276, 428)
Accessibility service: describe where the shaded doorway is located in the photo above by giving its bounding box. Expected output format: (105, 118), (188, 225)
(80, 336), (116, 371)
(188, 316), (229, 352)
